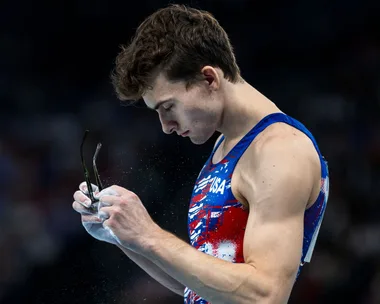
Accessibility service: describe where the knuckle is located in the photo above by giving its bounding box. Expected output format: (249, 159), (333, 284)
(110, 185), (119, 192)
(74, 190), (85, 200)
(105, 218), (115, 228)
(73, 191), (79, 200)
(110, 185), (123, 193)
(118, 197), (127, 205)
(113, 206), (123, 215)
(79, 183), (88, 193)
(128, 191), (138, 200)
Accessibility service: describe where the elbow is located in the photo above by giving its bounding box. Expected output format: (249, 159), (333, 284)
(245, 287), (290, 304)
(243, 274), (294, 304)
(258, 290), (290, 304)
(246, 284), (273, 304)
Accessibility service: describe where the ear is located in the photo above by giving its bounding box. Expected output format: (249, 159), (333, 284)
(201, 66), (220, 91)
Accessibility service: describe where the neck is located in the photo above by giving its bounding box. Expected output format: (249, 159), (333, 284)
(217, 80), (282, 141)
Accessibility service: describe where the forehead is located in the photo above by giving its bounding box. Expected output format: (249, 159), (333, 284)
(143, 73), (184, 107)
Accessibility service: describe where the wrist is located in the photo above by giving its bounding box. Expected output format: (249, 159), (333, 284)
(140, 224), (168, 257)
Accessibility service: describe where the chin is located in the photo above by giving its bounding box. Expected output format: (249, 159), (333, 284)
(190, 138), (206, 145)
(189, 133), (213, 145)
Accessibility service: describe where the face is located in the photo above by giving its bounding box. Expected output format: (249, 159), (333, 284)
(142, 68), (223, 145)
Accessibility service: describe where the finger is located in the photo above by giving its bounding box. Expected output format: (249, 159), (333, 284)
(97, 195), (120, 206)
(95, 186), (121, 199)
(82, 214), (103, 223)
(109, 185), (129, 195)
(72, 201), (95, 215)
(98, 209), (110, 221)
(101, 221), (121, 244)
(79, 181), (99, 195)
(73, 190), (92, 208)
(98, 205), (124, 222)
(94, 200), (110, 220)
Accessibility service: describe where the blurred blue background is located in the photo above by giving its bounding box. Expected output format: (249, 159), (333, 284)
(0, 0), (379, 303)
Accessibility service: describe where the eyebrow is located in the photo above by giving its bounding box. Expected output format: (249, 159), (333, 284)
(148, 99), (173, 111)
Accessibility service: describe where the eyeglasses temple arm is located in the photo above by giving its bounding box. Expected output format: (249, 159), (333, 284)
(93, 143), (104, 191)
(81, 130), (96, 203)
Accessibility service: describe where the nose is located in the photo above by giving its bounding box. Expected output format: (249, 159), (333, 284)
(159, 115), (177, 134)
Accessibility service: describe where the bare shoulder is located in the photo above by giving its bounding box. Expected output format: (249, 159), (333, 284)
(233, 122), (321, 208)
(250, 122), (320, 166)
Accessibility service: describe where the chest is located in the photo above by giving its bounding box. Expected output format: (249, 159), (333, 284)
(188, 161), (249, 240)
(210, 142), (249, 208)
(187, 174), (249, 264)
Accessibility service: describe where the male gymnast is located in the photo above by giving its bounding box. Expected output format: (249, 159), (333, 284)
(73, 4), (329, 303)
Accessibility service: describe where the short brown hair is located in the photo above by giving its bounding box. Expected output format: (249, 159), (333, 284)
(111, 4), (241, 101)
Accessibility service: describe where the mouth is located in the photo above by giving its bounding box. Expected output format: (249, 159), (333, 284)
(180, 130), (190, 137)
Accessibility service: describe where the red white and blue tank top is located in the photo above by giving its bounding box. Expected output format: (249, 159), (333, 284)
(184, 113), (329, 303)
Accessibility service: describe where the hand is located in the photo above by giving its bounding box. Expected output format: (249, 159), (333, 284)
(92, 185), (161, 254)
(72, 182), (120, 245)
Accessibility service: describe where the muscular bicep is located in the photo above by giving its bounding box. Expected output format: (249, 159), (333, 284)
(244, 202), (304, 284)
(240, 136), (318, 299)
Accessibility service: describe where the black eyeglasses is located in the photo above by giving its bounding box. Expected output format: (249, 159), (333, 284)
(80, 130), (104, 205)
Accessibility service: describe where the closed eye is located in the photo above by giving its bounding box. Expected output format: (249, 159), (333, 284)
(163, 104), (173, 112)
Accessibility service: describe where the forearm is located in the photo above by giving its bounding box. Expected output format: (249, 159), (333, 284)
(117, 245), (185, 296)
(143, 230), (272, 304)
